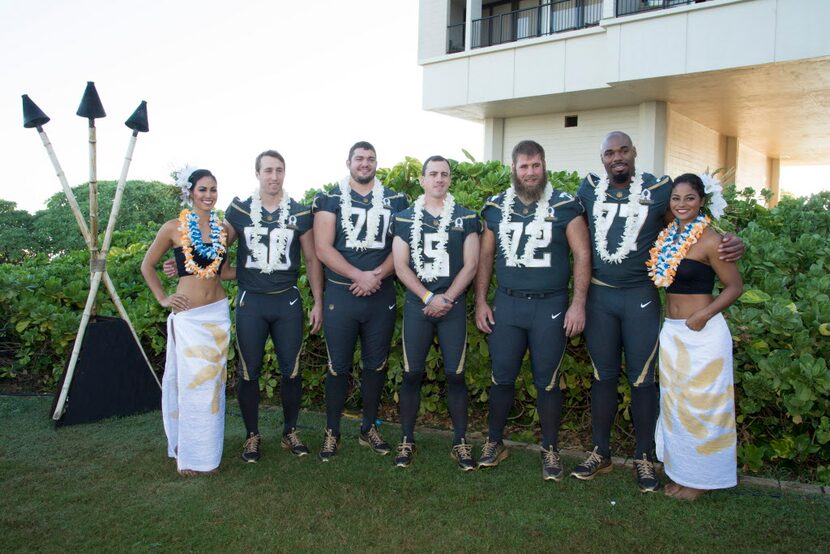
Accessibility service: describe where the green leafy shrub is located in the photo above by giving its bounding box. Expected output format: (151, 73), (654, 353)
(2, 161), (828, 482)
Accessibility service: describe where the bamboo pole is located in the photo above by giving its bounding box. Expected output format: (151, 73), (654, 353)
(97, 130), (161, 389)
(52, 270), (104, 420)
(87, 123), (99, 252)
(102, 272), (161, 388)
(36, 127), (92, 249)
(100, 131), (137, 254)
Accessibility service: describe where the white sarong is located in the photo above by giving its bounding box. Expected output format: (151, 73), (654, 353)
(655, 313), (737, 490)
(162, 298), (230, 472)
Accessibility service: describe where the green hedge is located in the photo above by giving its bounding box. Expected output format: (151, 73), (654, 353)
(1, 159), (828, 483)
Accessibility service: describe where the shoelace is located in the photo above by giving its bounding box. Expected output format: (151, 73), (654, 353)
(634, 456), (656, 480)
(396, 439), (414, 457)
(582, 449), (604, 471)
(243, 434), (260, 454)
(481, 441), (499, 459)
(285, 430), (303, 448)
(321, 431), (338, 453)
(453, 441), (473, 460)
(367, 426), (384, 447)
(543, 447), (561, 467)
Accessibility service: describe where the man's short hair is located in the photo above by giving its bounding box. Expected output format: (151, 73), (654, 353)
(421, 155), (451, 176)
(348, 141), (376, 161)
(255, 150), (285, 172)
(511, 140), (546, 164)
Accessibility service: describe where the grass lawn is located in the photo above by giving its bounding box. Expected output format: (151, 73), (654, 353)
(1, 395), (828, 553)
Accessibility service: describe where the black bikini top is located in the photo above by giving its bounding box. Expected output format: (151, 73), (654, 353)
(173, 246), (226, 277)
(667, 258), (715, 295)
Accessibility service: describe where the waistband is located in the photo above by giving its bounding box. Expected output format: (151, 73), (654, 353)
(498, 287), (563, 299)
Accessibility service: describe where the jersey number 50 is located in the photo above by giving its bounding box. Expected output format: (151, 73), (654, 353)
(244, 227), (295, 271)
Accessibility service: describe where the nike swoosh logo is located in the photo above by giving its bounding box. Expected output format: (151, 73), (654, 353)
(551, 312), (562, 320)
(289, 298), (299, 306)
(388, 304), (396, 310)
(640, 301), (652, 309)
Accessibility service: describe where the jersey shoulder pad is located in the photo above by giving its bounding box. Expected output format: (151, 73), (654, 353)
(227, 197), (252, 217)
(646, 173), (672, 190)
(394, 207), (415, 222)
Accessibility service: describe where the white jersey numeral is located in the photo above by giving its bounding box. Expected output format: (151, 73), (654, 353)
(350, 207), (391, 250)
(244, 227), (295, 271)
(596, 202), (648, 246)
(422, 232), (451, 277)
(505, 221), (552, 268)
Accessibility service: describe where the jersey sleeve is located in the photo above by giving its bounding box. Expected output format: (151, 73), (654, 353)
(292, 201), (313, 236)
(481, 195), (503, 235)
(225, 197), (248, 230)
(392, 211), (413, 243)
(551, 192), (584, 226)
(312, 190), (339, 214)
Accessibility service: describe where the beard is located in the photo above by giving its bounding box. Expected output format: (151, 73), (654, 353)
(351, 169), (375, 185)
(511, 167), (546, 203)
(611, 170), (631, 185)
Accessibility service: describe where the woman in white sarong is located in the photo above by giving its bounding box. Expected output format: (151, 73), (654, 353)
(141, 168), (233, 476)
(647, 173), (743, 501)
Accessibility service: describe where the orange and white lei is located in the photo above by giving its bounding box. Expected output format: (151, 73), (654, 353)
(178, 209), (227, 279)
(647, 213), (710, 287)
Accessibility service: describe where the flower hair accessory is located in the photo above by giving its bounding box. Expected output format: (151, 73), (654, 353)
(700, 173), (727, 220)
(173, 165), (199, 206)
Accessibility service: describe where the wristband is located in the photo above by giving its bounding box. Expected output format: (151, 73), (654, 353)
(422, 291), (434, 305)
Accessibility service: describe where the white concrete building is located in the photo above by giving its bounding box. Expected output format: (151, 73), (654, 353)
(419, 0), (830, 203)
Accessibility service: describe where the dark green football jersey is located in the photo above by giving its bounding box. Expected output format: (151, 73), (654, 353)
(577, 172), (672, 287)
(312, 185), (408, 282)
(482, 188), (584, 293)
(392, 203), (481, 302)
(225, 196), (312, 293)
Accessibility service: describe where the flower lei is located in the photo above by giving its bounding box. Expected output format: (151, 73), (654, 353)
(340, 176), (385, 251)
(499, 182), (554, 267)
(593, 174), (647, 264)
(411, 193), (455, 282)
(249, 190), (291, 273)
(178, 209), (226, 279)
(647, 213), (710, 287)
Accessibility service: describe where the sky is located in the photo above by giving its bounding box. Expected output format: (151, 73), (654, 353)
(2, 0), (483, 214)
(2, 1), (826, 215)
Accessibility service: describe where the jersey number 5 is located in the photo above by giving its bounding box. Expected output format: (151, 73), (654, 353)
(422, 232), (450, 277)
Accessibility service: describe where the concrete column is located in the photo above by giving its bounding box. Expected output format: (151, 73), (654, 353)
(724, 136), (738, 174)
(484, 117), (505, 162)
(602, 0), (616, 19)
(637, 101), (668, 176)
(465, 0), (481, 51)
(768, 157), (781, 207)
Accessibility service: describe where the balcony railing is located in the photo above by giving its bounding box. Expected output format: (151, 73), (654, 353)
(467, 0), (603, 51)
(447, 22), (466, 53)
(617, 0), (705, 17)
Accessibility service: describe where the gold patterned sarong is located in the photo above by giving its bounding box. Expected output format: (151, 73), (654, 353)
(655, 314), (737, 489)
(162, 298), (230, 472)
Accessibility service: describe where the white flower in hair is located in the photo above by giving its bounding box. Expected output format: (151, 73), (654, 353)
(173, 165), (199, 206)
(700, 173), (727, 220)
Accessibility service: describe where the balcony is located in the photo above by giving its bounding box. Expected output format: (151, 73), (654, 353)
(616, 0), (705, 17)
(464, 0), (603, 51)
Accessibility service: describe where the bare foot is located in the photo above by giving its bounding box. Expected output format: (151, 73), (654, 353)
(670, 484), (705, 501)
(177, 468), (219, 477)
(664, 482), (682, 497)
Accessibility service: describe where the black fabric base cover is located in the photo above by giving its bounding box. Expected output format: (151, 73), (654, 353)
(51, 316), (161, 427)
